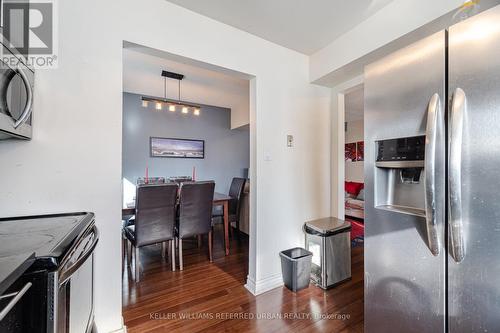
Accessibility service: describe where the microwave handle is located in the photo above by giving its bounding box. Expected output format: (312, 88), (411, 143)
(13, 65), (33, 129)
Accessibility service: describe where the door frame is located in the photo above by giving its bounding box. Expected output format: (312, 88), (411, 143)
(330, 75), (364, 219)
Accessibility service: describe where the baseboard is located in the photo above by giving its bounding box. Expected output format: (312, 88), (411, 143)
(255, 273), (284, 295)
(245, 273), (283, 296)
(105, 317), (127, 333)
(244, 275), (257, 295)
(107, 326), (126, 333)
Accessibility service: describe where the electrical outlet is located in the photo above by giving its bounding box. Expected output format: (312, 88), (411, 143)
(287, 135), (293, 147)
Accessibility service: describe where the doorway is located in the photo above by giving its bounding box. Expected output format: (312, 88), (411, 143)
(120, 42), (254, 327)
(343, 86), (365, 245)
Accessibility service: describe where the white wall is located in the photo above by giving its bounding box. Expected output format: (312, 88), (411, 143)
(122, 92), (249, 198)
(310, 0), (464, 85)
(0, 1), (331, 331)
(345, 120), (364, 183)
(122, 48), (250, 129)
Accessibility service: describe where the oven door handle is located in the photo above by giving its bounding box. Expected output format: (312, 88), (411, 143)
(13, 65), (33, 129)
(58, 225), (99, 285)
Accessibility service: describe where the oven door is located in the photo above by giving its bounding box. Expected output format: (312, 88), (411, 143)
(0, 43), (34, 140)
(53, 224), (99, 333)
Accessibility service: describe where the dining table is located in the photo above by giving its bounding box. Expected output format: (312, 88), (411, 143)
(122, 192), (233, 255)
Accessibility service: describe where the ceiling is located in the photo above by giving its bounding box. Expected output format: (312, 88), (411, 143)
(122, 44), (249, 101)
(122, 43), (251, 128)
(345, 87), (364, 122)
(165, 0), (394, 55)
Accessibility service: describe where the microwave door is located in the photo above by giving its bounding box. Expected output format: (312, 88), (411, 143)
(0, 65), (18, 118)
(6, 74), (22, 121)
(0, 57), (33, 140)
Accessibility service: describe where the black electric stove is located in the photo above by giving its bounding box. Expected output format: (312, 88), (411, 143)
(0, 212), (98, 333)
(0, 212), (95, 270)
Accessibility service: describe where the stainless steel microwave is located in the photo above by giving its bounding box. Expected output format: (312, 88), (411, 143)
(0, 41), (34, 140)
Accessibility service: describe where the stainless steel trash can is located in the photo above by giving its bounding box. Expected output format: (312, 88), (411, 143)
(304, 217), (351, 289)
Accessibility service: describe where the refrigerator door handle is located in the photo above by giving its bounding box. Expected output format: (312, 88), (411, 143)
(425, 93), (442, 256)
(449, 88), (466, 263)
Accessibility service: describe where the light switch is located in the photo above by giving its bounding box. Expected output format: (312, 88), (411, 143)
(264, 153), (272, 161)
(287, 135), (293, 147)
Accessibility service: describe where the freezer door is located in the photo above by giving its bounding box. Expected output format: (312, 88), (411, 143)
(448, 6), (500, 332)
(364, 31), (446, 333)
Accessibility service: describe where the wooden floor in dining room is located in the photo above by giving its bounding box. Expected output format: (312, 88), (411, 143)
(122, 225), (364, 333)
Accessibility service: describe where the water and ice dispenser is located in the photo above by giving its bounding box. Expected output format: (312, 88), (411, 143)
(374, 136), (426, 217)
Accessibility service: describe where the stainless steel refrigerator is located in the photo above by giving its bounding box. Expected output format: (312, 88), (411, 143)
(364, 5), (500, 333)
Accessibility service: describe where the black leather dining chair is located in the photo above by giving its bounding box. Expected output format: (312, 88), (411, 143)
(212, 177), (247, 238)
(176, 181), (215, 270)
(123, 183), (178, 281)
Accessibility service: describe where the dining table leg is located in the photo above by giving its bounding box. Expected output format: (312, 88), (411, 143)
(224, 200), (229, 256)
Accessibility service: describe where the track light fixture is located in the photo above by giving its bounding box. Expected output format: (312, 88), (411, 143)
(141, 70), (201, 115)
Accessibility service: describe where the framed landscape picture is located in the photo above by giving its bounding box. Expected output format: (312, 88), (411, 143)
(150, 137), (205, 159)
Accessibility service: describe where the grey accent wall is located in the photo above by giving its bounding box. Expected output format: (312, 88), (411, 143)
(122, 92), (249, 194)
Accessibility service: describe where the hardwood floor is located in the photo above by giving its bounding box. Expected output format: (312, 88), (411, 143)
(123, 225), (364, 333)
